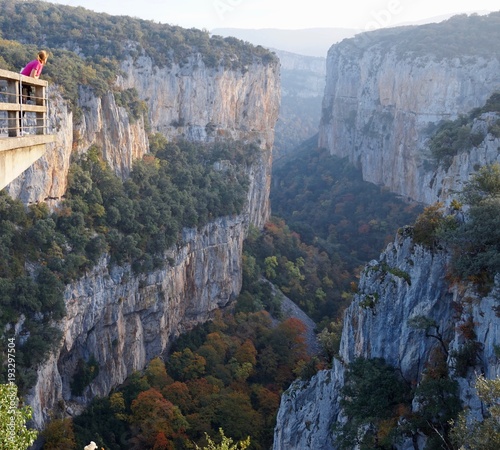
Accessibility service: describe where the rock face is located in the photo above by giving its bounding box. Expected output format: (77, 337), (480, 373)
(273, 230), (500, 449)
(318, 33), (500, 204)
(275, 18), (500, 450)
(11, 44), (279, 428)
(119, 54), (278, 150)
(273, 49), (325, 99)
(8, 54), (279, 222)
(29, 216), (246, 428)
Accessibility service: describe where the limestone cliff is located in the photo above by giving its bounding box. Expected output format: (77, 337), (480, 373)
(272, 49), (325, 160)
(8, 42), (279, 428)
(8, 53), (279, 227)
(29, 216), (245, 429)
(273, 230), (500, 449)
(318, 16), (500, 204)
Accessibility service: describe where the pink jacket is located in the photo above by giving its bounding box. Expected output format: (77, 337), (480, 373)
(21, 60), (43, 78)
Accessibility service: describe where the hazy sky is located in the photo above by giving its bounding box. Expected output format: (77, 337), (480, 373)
(47, 0), (499, 30)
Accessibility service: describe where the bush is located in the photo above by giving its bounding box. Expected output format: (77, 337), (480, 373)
(412, 202), (447, 248)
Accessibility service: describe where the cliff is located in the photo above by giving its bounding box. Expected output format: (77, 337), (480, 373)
(29, 216), (246, 428)
(318, 14), (500, 204)
(273, 230), (500, 449)
(8, 53), (279, 226)
(4, 37), (279, 427)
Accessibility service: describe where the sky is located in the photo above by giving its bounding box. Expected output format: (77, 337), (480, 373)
(47, 0), (499, 31)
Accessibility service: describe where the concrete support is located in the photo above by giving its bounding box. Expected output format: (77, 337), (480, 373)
(0, 135), (55, 190)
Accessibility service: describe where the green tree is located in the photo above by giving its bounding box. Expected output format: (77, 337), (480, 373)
(0, 383), (38, 450)
(337, 358), (411, 450)
(317, 319), (343, 360)
(442, 163), (500, 287)
(450, 375), (500, 450)
(412, 202), (447, 249)
(167, 348), (206, 381)
(195, 428), (250, 450)
(264, 256), (278, 279)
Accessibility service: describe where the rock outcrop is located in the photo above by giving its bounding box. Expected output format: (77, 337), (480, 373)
(275, 16), (500, 450)
(273, 230), (500, 449)
(318, 21), (500, 204)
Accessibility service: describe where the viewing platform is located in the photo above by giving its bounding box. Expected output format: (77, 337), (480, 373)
(0, 68), (55, 189)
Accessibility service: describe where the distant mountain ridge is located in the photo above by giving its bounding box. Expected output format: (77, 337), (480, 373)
(211, 27), (359, 57)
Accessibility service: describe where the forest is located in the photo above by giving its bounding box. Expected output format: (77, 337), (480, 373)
(348, 11), (500, 60)
(0, 0), (276, 108)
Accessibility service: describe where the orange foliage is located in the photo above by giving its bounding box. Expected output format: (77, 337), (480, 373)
(234, 339), (257, 366)
(152, 432), (172, 450)
(162, 381), (192, 413)
(130, 388), (188, 447)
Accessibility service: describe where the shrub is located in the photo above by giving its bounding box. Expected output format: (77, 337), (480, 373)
(412, 202), (447, 248)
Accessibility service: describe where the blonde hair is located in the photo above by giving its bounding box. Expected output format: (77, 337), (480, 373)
(37, 50), (48, 64)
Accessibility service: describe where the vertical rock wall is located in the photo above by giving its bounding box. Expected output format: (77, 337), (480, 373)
(318, 39), (500, 204)
(12, 46), (280, 428)
(273, 231), (500, 449)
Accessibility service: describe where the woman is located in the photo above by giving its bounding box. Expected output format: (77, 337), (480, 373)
(21, 50), (48, 78)
(19, 50), (48, 134)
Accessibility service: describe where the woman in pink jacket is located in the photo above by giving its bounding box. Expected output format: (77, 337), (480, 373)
(19, 50), (48, 134)
(21, 50), (48, 78)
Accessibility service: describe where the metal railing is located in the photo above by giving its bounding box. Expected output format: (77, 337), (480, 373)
(0, 68), (50, 137)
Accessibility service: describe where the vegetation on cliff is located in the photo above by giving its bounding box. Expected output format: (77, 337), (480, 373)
(343, 160), (500, 448)
(0, 0), (276, 77)
(413, 162), (500, 292)
(0, 139), (256, 390)
(341, 351), (461, 449)
(0, 0), (276, 110)
(428, 92), (500, 168)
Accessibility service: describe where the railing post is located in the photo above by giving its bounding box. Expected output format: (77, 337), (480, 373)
(6, 78), (19, 137)
(35, 84), (45, 135)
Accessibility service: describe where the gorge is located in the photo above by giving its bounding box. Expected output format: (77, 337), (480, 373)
(0, 0), (280, 433)
(274, 12), (500, 450)
(1, 3), (500, 450)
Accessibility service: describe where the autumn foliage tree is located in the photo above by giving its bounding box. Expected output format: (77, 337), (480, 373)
(129, 388), (188, 449)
